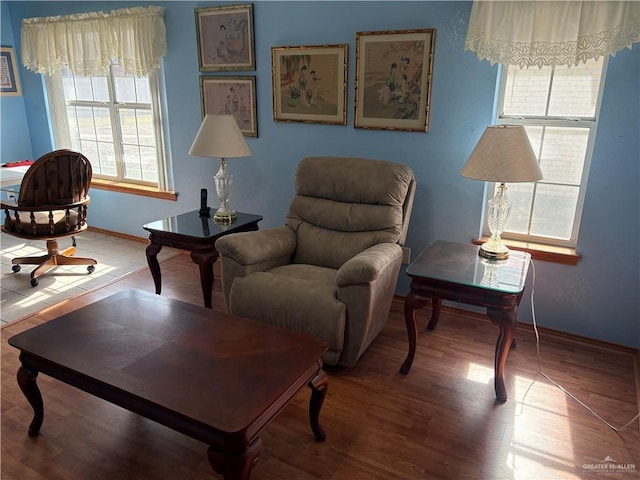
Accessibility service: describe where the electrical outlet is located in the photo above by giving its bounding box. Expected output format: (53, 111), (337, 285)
(402, 246), (411, 265)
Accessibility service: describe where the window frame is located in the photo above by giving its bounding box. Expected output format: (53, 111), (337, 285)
(44, 61), (173, 193)
(487, 60), (608, 249)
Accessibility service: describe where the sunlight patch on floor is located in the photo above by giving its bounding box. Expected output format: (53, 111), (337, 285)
(509, 374), (578, 480)
(1, 232), (180, 325)
(466, 362), (494, 384)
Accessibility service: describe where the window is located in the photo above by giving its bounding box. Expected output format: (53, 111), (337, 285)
(45, 59), (172, 191)
(491, 58), (606, 248)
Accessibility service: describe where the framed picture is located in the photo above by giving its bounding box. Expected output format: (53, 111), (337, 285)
(200, 76), (258, 137)
(354, 29), (436, 132)
(195, 4), (255, 72)
(1, 47), (22, 96)
(271, 44), (348, 125)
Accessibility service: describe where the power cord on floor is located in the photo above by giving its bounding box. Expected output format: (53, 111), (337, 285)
(527, 259), (640, 433)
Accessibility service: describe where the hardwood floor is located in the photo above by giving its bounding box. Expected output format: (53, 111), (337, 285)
(2, 253), (639, 479)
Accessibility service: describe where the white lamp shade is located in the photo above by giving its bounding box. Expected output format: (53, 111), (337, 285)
(461, 125), (543, 182)
(189, 114), (252, 159)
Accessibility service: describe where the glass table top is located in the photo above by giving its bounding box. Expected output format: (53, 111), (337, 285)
(407, 241), (531, 294)
(143, 210), (263, 240)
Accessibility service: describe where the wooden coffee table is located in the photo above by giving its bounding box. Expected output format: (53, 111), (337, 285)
(8, 289), (329, 480)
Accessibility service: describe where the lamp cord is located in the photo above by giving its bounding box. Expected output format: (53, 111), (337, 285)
(526, 260), (640, 432)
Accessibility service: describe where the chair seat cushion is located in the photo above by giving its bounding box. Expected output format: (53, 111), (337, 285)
(2, 209), (82, 238)
(229, 264), (346, 361)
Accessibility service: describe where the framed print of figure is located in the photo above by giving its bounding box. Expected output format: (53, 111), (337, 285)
(354, 29), (435, 132)
(271, 44), (348, 125)
(200, 76), (258, 137)
(195, 4), (255, 71)
(0, 48), (22, 96)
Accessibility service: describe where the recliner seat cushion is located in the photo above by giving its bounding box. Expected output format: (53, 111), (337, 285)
(229, 264), (346, 361)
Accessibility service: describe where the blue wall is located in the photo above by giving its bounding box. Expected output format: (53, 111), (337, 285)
(3, 1), (639, 350)
(0, 1), (32, 163)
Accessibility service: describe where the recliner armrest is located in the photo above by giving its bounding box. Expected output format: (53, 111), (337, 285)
(215, 226), (297, 266)
(336, 243), (402, 286)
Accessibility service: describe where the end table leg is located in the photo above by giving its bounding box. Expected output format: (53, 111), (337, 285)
(190, 251), (219, 309)
(145, 240), (163, 295)
(308, 368), (328, 441)
(207, 437), (262, 480)
(487, 307), (518, 402)
(17, 362), (43, 436)
(400, 292), (430, 375)
(426, 297), (442, 330)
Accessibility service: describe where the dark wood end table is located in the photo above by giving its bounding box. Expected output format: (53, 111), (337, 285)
(9, 289), (329, 480)
(143, 210), (262, 308)
(400, 241), (531, 402)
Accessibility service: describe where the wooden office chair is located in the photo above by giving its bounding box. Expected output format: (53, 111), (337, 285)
(1, 149), (97, 286)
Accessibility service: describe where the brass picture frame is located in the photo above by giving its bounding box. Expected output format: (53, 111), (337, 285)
(200, 76), (258, 137)
(195, 4), (255, 72)
(271, 44), (348, 125)
(354, 29), (435, 132)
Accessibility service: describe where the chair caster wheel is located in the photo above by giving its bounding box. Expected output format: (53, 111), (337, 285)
(31, 278), (39, 287)
(88, 265), (95, 274)
(12, 265), (21, 273)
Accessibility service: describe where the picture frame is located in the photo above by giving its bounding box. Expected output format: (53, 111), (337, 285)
(354, 29), (435, 132)
(200, 76), (258, 137)
(1, 47), (22, 96)
(195, 4), (255, 72)
(271, 44), (348, 125)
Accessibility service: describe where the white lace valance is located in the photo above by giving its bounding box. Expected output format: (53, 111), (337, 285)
(465, 1), (640, 68)
(21, 6), (167, 76)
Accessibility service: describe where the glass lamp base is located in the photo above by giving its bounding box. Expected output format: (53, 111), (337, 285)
(481, 182), (511, 260)
(213, 207), (237, 224)
(213, 157), (237, 225)
(479, 237), (510, 260)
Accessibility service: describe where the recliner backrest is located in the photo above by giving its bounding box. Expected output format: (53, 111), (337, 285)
(286, 156), (415, 269)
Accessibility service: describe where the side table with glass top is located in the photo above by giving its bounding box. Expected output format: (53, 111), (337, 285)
(399, 240), (531, 402)
(143, 210), (262, 309)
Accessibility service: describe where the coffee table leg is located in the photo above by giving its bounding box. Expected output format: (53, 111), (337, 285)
(308, 369), (328, 441)
(190, 251), (219, 309)
(486, 307), (518, 402)
(16, 360), (44, 436)
(145, 240), (163, 295)
(207, 437), (262, 480)
(400, 292), (431, 374)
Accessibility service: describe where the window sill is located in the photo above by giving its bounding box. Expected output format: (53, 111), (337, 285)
(473, 237), (581, 265)
(91, 179), (177, 201)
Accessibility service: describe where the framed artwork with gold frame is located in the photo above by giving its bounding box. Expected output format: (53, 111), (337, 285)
(195, 4), (255, 72)
(271, 44), (348, 125)
(354, 29), (435, 132)
(200, 76), (257, 137)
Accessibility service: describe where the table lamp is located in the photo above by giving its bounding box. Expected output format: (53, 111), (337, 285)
(189, 115), (252, 223)
(461, 125), (543, 260)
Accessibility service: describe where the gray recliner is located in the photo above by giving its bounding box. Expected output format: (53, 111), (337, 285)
(215, 156), (415, 366)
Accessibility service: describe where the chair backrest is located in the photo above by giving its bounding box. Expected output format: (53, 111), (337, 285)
(18, 149), (92, 207)
(286, 156), (415, 269)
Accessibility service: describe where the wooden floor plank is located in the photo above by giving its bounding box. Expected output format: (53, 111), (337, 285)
(2, 253), (638, 479)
